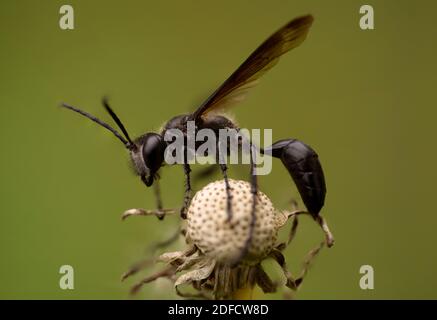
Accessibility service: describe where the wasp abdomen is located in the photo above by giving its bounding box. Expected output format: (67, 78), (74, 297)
(266, 139), (326, 215)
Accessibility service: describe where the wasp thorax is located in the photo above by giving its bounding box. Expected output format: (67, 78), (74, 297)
(186, 179), (278, 265)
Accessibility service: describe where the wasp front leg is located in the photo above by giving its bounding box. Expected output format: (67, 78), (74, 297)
(140, 175), (167, 220)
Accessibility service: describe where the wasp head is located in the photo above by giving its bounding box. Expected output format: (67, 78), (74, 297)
(130, 133), (166, 186)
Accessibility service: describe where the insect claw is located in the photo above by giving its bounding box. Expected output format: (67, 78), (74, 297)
(156, 210), (166, 220)
(180, 208), (187, 219)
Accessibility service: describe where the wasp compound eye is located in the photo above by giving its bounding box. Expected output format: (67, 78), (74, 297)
(141, 133), (166, 174)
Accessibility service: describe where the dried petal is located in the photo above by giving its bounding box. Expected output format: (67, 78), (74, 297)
(158, 246), (197, 263)
(174, 259), (216, 287)
(255, 265), (277, 293)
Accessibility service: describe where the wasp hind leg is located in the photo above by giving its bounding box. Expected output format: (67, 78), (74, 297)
(231, 140), (258, 266)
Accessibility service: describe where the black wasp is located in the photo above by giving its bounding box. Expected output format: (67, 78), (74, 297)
(61, 15), (332, 261)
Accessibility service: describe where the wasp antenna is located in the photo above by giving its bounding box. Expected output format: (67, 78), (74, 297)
(102, 97), (134, 148)
(60, 102), (131, 149)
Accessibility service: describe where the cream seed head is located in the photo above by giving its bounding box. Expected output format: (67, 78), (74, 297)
(124, 178), (332, 297)
(186, 179), (278, 265)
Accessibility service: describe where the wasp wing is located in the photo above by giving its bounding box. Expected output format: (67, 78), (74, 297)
(191, 15), (314, 121)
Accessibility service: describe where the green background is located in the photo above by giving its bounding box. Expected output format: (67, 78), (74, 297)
(0, 0), (436, 299)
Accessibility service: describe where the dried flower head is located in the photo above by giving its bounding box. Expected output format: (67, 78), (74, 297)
(122, 179), (334, 299)
(186, 179), (278, 265)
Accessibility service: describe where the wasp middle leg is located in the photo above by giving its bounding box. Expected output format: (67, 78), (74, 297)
(180, 162), (192, 219)
(217, 138), (233, 222)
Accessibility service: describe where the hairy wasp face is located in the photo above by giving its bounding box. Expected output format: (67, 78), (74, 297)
(130, 133), (166, 186)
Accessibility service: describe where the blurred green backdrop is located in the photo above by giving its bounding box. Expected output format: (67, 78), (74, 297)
(0, 0), (436, 299)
